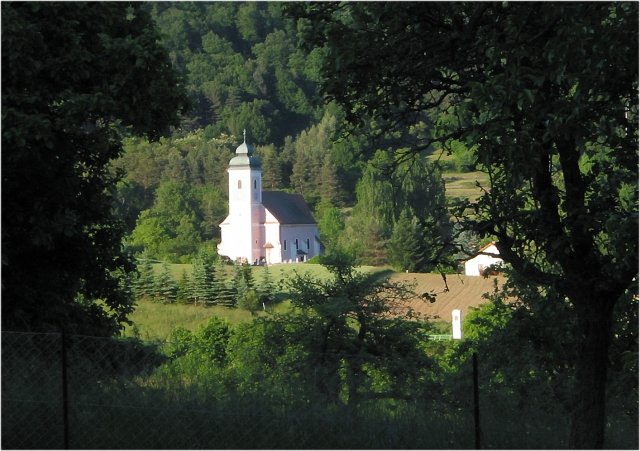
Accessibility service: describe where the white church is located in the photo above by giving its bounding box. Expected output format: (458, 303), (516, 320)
(217, 132), (321, 265)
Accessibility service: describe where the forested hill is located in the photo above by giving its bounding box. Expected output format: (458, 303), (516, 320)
(114, 2), (480, 266)
(148, 2), (323, 145)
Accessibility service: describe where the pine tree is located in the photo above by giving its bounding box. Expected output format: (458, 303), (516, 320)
(240, 264), (254, 291)
(231, 264), (247, 304)
(238, 289), (261, 316)
(256, 266), (275, 308)
(387, 209), (422, 272)
(134, 259), (156, 300)
(176, 269), (191, 304)
(319, 152), (340, 206)
(215, 261), (238, 308)
(257, 144), (284, 190)
(155, 263), (178, 303)
(212, 259), (229, 305)
(192, 256), (217, 305)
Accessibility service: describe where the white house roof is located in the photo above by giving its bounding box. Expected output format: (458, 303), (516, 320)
(464, 242), (501, 261)
(262, 191), (317, 225)
(477, 241), (499, 254)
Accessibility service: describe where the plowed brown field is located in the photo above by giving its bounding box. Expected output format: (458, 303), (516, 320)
(389, 272), (505, 321)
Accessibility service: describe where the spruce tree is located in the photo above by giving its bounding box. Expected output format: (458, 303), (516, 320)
(134, 259), (156, 300)
(155, 263), (178, 303)
(192, 257), (217, 305)
(240, 264), (254, 291)
(256, 266), (276, 307)
(319, 153), (340, 206)
(216, 262), (238, 308)
(212, 259), (229, 305)
(217, 280), (237, 308)
(202, 261), (218, 305)
(176, 269), (191, 304)
(238, 289), (261, 316)
(387, 209), (422, 272)
(230, 264), (246, 306)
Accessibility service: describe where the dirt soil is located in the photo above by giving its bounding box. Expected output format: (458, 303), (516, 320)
(390, 272), (505, 321)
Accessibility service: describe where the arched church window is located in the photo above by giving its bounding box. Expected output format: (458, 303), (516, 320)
(238, 180), (242, 189)
(253, 179), (257, 189)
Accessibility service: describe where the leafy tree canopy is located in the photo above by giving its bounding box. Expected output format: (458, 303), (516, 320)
(289, 2), (638, 448)
(149, 2), (323, 144)
(2, 3), (188, 334)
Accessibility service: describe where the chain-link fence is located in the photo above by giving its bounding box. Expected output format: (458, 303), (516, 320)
(4, 330), (634, 449)
(2, 331), (171, 449)
(2, 330), (478, 449)
(2, 332), (66, 449)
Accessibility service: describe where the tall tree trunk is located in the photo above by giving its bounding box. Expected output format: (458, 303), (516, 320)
(568, 295), (615, 449)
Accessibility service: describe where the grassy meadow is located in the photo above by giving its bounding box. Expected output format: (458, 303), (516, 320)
(123, 301), (264, 341)
(124, 263), (384, 342)
(427, 151), (489, 202)
(443, 171), (489, 201)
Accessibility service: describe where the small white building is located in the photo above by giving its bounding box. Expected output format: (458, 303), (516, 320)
(464, 242), (504, 276)
(218, 132), (321, 265)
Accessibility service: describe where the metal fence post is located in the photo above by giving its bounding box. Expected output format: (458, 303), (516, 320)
(473, 352), (481, 449)
(61, 330), (70, 449)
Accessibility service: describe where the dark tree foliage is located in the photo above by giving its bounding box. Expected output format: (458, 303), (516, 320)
(227, 252), (436, 406)
(289, 2), (638, 448)
(348, 150), (452, 269)
(2, 3), (188, 335)
(148, 1), (322, 145)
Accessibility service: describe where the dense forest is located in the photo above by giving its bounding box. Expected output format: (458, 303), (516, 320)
(2, 2), (637, 449)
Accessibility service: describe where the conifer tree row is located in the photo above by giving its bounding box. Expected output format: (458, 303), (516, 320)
(132, 259), (277, 311)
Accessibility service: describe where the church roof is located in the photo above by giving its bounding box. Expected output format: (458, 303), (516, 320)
(262, 191), (316, 225)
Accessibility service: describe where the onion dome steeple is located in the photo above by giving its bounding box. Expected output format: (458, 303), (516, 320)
(229, 129), (261, 168)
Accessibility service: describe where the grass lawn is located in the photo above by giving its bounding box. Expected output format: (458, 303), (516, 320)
(443, 171), (489, 201)
(123, 299), (293, 342)
(427, 151), (490, 202)
(127, 263), (387, 342)
(123, 301), (250, 341)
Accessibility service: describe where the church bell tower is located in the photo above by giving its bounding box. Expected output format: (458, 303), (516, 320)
(218, 130), (264, 263)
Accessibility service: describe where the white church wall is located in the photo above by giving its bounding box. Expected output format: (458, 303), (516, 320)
(279, 224), (319, 263)
(249, 205), (266, 264)
(218, 219), (247, 262)
(263, 221), (281, 264)
(263, 209), (279, 264)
